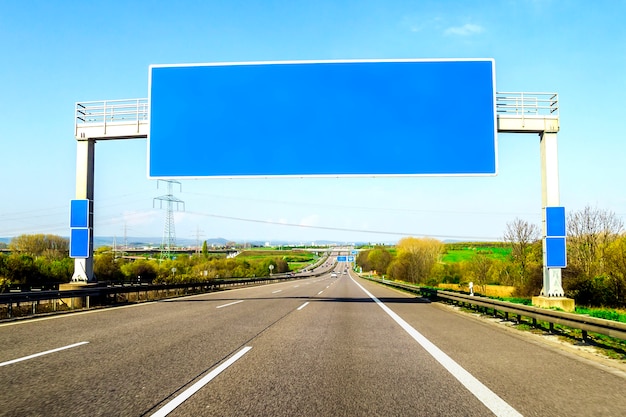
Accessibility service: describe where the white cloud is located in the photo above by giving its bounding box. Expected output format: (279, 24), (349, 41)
(444, 23), (484, 36)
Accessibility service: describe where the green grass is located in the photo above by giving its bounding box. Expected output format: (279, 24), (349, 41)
(441, 246), (511, 263)
(493, 296), (533, 305)
(575, 307), (626, 323)
(238, 250), (318, 270)
(288, 262), (310, 271)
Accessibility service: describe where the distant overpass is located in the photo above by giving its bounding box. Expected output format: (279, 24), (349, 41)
(121, 248), (239, 257)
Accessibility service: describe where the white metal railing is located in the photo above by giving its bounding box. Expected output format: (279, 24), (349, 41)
(75, 99), (148, 138)
(75, 98), (148, 124)
(496, 92), (558, 116)
(74, 93), (558, 132)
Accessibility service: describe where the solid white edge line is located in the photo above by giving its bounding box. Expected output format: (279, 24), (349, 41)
(216, 300), (244, 309)
(350, 277), (523, 417)
(297, 302), (310, 311)
(150, 346), (252, 417)
(0, 341), (89, 367)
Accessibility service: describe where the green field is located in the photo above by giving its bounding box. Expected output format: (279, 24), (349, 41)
(441, 245), (511, 263)
(238, 249), (318, 268)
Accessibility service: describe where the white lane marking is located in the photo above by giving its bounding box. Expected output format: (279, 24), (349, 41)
(326, 285), (330, 289)
(272, 290), (282, 294)
(0, 341), (89, 367)
(294, 285), (300, 288)
(350, 277), (522, 417)
(151, 346), (252, 417)
(297, 302), (310, 311)
(216, 300), (244, 309)
(317, 291), (324, 295)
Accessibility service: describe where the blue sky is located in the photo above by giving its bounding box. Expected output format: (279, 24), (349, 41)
(1, 0), (625, 245)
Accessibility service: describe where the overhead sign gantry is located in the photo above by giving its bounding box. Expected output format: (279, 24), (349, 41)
(71, 59), (569, 309)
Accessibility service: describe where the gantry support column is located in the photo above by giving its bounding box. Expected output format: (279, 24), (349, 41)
(534, 131), (574, 311)
(71, 139), (95, 282)
(539, 131), (564, 296)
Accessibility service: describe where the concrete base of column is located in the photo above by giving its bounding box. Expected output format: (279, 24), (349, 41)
(532, 296), (575, 312)
(59, 282), (98, 309)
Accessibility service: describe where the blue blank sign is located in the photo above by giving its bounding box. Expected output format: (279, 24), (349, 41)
(70, 228), (90, 258)
(546, 237), (567, 268)
(148, 59), (496, 178)
(546, 206), (566, 237)
(70, 199), (89, 228)
(337, 256), (347, 262)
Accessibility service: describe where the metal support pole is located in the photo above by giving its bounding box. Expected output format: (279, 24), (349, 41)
(539, 131), (564, 296)
(71, 139), (96, 282)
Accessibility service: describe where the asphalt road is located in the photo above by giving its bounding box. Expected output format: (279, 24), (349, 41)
(1, 267), (625, 416)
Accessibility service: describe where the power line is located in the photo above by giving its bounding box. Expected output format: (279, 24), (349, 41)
(185, 210), (502, 241)
(183, 191), (541, 217)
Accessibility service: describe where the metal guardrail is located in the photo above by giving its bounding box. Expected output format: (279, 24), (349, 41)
(496, 92), (558, 116)
(368, 278), (626, 341)
(7, 272), (624, 343)
(0, 272), (328, 321)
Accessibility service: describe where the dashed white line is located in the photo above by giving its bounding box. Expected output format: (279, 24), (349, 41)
(317, 291), (324, 295)
(272, 290), (282, 294)
(216, 300), (244, 309)
(0, 341), (89, 367)
(150, 346), (252, 417)
(294, 285), (300, 288)
(297, 302), (310, 310)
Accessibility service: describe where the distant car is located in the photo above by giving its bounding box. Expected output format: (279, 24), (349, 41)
(343, 271), (347, 274)
(331, 273), (337, 278)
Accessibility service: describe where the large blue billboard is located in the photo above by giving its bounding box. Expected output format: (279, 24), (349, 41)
(148, 59), (496, 178)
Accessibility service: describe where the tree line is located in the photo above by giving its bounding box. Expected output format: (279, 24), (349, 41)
(0, 236), (292, 290)
(356, 205), (626, 308)
(1, 205), (625, 307)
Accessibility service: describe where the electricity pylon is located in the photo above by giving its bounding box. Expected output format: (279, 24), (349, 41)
(153, 180), (184, 261)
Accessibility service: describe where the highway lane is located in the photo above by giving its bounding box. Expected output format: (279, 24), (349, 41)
(173, 272), (493, 416)
(0, 275), (337, 416)
(380, 282), (626, 417)
(1, 269), (625, 416)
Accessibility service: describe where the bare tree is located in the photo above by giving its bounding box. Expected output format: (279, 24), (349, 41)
(503, 218), (540, 287)
(567, 205), (623, 278)
(463, 252), (494, 294)
(9, 234), (69, 260)
(604, 236), (626, 307)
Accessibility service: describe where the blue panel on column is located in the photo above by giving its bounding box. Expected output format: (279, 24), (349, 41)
(70, 199), (89, 228)
(546, 206), (566, 237)
(546, 237), (567, 268)
(70, 228), (90, 258)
